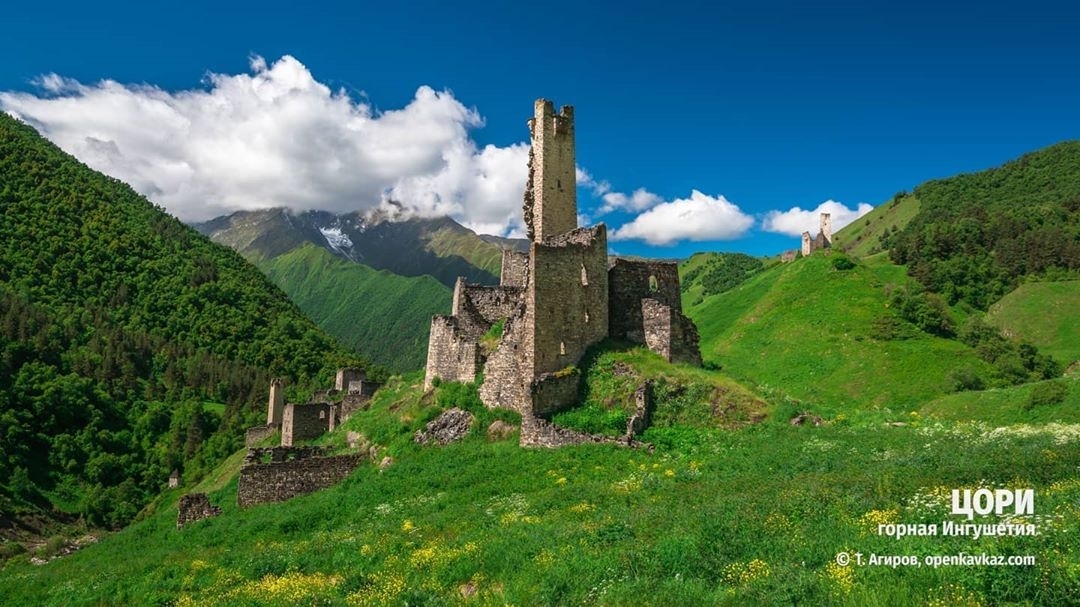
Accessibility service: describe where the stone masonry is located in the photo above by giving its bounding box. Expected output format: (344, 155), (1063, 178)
(177, 493), (222, 528)
(801, 212), (832, 256)
(424, 99), (702, 446)
(281, 402), (335, 447)
(237, 447), (364, 508)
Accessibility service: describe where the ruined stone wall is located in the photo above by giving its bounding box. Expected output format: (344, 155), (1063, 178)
(531, 370), (581, 417)
(641, 298), (703, 366)
(519, 415), (651, 450)
(453, 282), (523, 340)
(801, 232), (812, 256)
(237, 453), (364, 508)
(525, 100), (577, 242)
(177, 493), (222, 528)
(343, 382), (382, 414)
(528, 225), (609, 377)
(500, 249), (530, 287)
(281, 403), (333, 447)
(424, 315), (480, 390)
(335, 368), (366, 392)
(608, 258), (683, 342)
(821, 212), (832, 246)
(245, 423), (279, 447)
(347, 380), (380, 397)
(244, 446), (328, 464)
(480, 314), (532, 412)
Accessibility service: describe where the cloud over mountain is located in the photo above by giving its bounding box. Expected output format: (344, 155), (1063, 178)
(0, 55), (531, 234)
(761, 199), (873, 237)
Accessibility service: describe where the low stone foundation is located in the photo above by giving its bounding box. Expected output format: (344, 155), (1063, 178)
(519, 415), (652, 450)
(177, 493), (222, 528)
(245, 423), (280, 447)
(238, 448), (364, 508)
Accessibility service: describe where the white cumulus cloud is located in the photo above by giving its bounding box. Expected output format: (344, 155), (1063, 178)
(610, 190), (754, 246)
(761, 199), (874, 237)
(0, 55), (530, 234)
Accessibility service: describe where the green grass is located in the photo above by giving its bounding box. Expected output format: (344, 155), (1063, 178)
(553, 344), (769, 436)
(685, 253), (998, 414)
(260, 244), (451, 373)
(4, 380), (1079, 606)
(834, 194), (921, 258)
(986, 280), (1080, 366)
(920, 376), (1080, 425)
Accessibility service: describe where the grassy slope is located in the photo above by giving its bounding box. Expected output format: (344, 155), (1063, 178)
(986, 281), (1080, 366)
(833, 194), (921, 258)
(424, 224), (504, 276)
(259, 244), (451, 373)
(920, 375), (1080, 425)
(685, 253), (996, 413)
(5, 358), (1080, 606)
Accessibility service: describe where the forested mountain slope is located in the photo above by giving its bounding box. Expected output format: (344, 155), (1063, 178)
(0, 113), (364, 530)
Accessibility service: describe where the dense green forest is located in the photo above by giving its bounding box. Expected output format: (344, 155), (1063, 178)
(890, 141), (1080, 309)
(0, 113), (365, 529)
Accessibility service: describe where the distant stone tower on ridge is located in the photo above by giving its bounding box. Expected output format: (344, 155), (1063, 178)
(801, 212), (832, 256)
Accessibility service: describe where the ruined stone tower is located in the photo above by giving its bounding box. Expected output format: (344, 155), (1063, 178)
(266, 378), (284, 425)
(523, 100), (577, 242)
(801, 212), (832, 256)
(424, 99), (701, 442)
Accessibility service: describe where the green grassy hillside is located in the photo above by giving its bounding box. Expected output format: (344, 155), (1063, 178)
(833, 194), (921, 258)
(986, 281), (1080, 366)
(259, 244), (451, 373)
(684, 253), (998, 413)
(4, 350), (1079, 606)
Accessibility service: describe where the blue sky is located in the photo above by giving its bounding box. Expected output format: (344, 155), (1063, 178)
(3, 0), (1079, 258)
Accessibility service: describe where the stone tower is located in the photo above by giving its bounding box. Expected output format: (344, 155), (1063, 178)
(425, 98), (700, 433)
(820, 213), (832, 247)
(524, 100), (577, 242)
(266, 378), (284, 425)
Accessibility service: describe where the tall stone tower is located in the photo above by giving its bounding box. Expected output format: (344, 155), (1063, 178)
(820, 213), (832, 247)
(524, 100), (577, 242)
(266, 378), (284, 425)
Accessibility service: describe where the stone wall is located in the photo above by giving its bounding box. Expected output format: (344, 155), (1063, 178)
(335, 368), (366, 392)
(237, 452), (364, 508)
(531, 370), (581, 417)
(347, 380), (380, 397)
(642, 298), (703, 366)
(452, 279), (523, 340)
(177, 493), (222, 528)
(625, 381), (655, 439)
(424, 315), (481, 390)
(281, 403), (334, 447)
(479, 315), (532, 412)
(500, 249), (530, 287)
(245, 423), (279, 447)
(528, 225), (609, 377)
(608, 258), (683, 342)
(519, 415), (651, 450)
